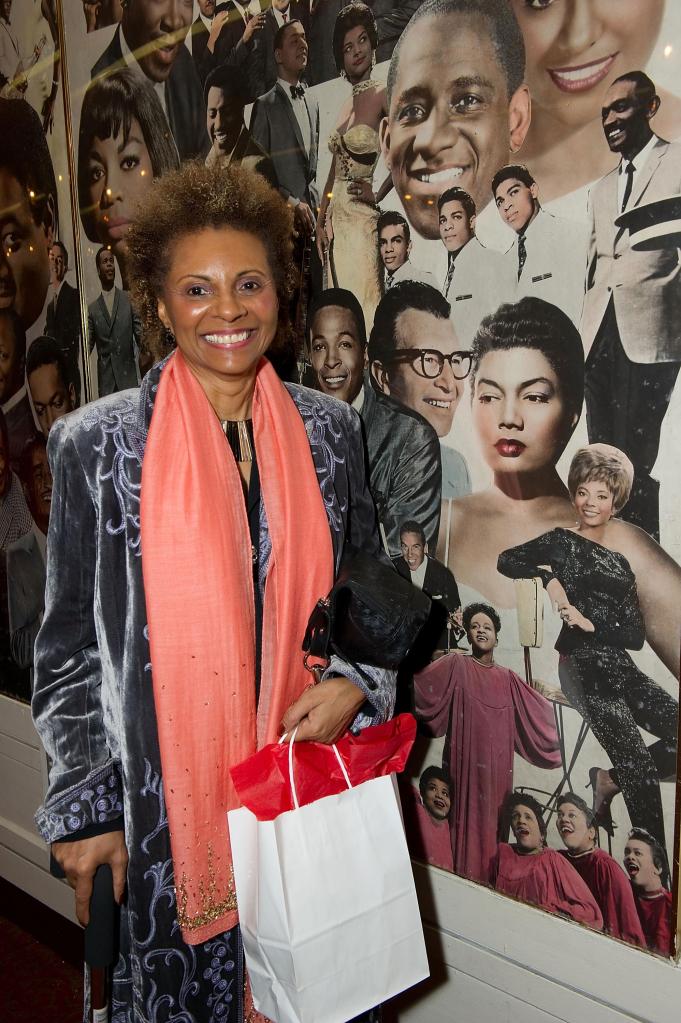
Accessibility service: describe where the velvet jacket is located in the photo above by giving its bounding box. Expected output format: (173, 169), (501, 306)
(32, 360), (395, 1023)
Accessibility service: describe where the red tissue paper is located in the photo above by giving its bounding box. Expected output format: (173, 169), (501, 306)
(230, 713), (416, 821)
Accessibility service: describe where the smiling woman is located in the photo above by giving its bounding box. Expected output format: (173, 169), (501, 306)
(492, 790), (604, 927)
(31, 161), (396, 1022)
(497, 443), (680, 864)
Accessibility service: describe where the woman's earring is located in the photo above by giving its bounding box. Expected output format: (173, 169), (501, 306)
(371, 52), (376, 71)
(340, 69), (347, 81)
(164, 326), (175, 347)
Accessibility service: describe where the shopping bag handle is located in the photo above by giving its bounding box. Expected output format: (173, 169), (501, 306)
(280, 727), (352, 810)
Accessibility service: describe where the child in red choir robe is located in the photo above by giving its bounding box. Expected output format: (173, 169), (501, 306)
(556, 793), (645, 946)
(624, 828), (673, 956)
(414, 603), (561, 884)
(492, 792), (603, 929)
(400, 767), (454, 872)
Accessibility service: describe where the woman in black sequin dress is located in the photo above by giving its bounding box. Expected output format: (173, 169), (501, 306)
(498, 445), (678, 856)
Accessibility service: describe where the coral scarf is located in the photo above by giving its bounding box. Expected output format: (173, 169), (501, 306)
(141, 351), (333, 945)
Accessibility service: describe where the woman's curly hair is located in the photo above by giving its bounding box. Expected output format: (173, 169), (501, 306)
(126, 162), (296, 361)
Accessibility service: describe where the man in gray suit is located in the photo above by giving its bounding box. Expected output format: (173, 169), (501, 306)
(87, 248), (140, 397)
(582, 71), (681, 538)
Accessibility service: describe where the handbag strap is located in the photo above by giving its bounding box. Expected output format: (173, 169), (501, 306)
(281, 727), (353, 809)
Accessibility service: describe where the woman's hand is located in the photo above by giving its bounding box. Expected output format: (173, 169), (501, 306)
(347, 179), (376, 205)
(51, 830), (129, 926)
(281, 677), (366, 744)
(559, 604), (595, 633)
(316, 208), (334, 261)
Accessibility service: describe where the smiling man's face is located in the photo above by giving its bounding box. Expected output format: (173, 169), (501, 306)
(381, 11), (530, 240)
(373, 307), (463, 438)
(123, 0), (194, 84)
(602, 78), (654, 157)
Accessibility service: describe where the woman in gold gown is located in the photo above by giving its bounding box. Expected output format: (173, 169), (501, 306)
(316, 3), (391, 329)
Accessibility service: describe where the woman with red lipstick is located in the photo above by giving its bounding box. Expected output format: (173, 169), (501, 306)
(492, 791), (603, 928)
(498, 444), (679, 859)
(32, 162), (393, 1023)
(78, 67), (180, 290)
(510, 0), (681, 202)
(316, 3), (391, 326)
(439, 297), (583, 611)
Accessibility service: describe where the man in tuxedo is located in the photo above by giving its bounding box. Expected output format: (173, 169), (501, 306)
(250, 19), (321, 297)
(44, 241), (81, 405)
(437, 186), (514, 348)
(493, 164), (588, 327)
(582, 71), (681, 538)
(250, 20), (318, 234)
(91, 0), (206, 160)
(87, 248), (140, 397)
(393, 518), (461, 648)
(250, 0), (309, 97)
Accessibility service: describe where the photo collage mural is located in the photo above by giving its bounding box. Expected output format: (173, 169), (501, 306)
(1, 0), (680, 960)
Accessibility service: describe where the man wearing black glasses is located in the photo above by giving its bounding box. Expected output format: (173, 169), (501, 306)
(369, 281), (472, 501)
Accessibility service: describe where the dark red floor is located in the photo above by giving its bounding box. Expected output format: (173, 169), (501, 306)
(0, 877), (83, 1022)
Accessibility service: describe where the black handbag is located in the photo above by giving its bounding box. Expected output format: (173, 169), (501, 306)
(302, 544), (432, 689)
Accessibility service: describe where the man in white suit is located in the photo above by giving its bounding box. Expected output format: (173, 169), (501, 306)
(438, 186), (514, 347)
(581, 71), (681, 539)
(492, 164), (588, 328)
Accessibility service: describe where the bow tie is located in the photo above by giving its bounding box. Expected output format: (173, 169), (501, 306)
(290, 84), (305, 99)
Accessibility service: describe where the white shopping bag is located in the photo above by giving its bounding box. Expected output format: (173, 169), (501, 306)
(228, 734), (429, 1023)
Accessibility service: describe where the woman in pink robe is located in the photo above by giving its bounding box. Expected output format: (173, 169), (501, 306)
(414, 603), (561, 884)
(493, 792), (603, 929)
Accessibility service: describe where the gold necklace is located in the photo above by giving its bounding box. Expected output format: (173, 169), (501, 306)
(352, 77), (379, 96)
(220, 419), (254, 462)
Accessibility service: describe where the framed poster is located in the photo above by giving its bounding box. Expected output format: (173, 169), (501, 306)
(6, 0), (680, 977)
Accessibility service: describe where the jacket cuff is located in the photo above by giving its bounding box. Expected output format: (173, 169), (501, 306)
(35, 760), (124, 843)
(322, 655), (397, 732)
